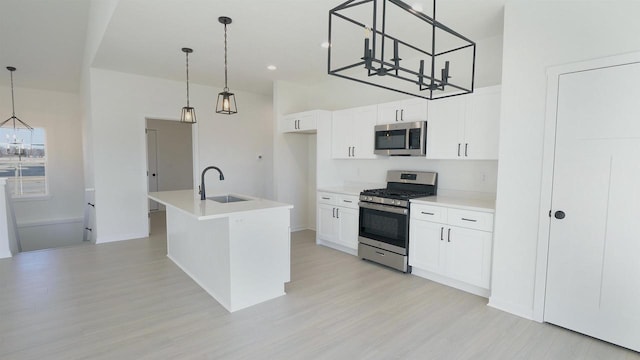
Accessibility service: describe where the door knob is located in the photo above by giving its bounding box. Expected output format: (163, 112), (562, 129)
(554, 211), (566, 219)
(152, 173), (156, 177)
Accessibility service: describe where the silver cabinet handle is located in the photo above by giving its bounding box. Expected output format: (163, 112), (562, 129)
(332, 208), (336, 218)
(457, 143), (461, 157)
(421, 211), (434, 215)
(395, 109), (399, 122)
(447, 228), (451, 242)
(321, 196), (330, 200)
(343, 200), (352, 203)
(465, 143), (468, 157)
(440, 227), (444, 241)
(336, 208), (340, 218)
(461, 218), (477, 222)
(400, 109), (404, 121)
(352, 147), (355, 157)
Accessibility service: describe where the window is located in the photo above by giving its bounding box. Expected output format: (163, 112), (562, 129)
(0, 128), (46, 197)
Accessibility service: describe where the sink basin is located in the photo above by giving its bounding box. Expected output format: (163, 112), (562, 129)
(207, 195), (249, 203)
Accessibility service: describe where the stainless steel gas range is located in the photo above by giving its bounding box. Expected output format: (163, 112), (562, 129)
(358, 170), (437, 272)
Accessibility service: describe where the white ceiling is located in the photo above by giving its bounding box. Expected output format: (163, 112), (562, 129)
(0, 0), (505, 94)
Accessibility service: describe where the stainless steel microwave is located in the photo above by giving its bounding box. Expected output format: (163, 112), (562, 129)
(374, 121), (427, 156)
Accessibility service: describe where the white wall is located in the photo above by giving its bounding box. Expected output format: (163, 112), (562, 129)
(272, 81), (315, 231)
(89, 68), (273, 243)
(490, 0), (640, 319)
(0, 86), (85, 251)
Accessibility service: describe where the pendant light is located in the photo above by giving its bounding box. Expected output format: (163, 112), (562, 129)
(328, 0), (476, 100)
(216, 16), (237, 115)
(180, 47), (196, 124)
(1, 67), (33, 131)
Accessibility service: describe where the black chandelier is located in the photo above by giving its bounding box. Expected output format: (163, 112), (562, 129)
(2, 66), (33, 131)
(328, 0), (475, 100)
(180, 47), (197, 124)
(216, 16), (237, 115)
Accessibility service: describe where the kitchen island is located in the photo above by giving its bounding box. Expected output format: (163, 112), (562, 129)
(148, 190), (293, 312)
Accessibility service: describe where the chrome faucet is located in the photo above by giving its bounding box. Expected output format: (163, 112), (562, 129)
(200, 166), (225, 200)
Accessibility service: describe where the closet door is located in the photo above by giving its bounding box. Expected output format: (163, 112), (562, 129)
(545, 61), (640, 352)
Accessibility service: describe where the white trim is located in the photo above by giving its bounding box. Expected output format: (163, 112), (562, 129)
(17, 217), (83, 228)
(488, 297), (534, 320)
(412, 267), (490, 298)
(95, 231), (149, 244)
(533, 51), (640, 323)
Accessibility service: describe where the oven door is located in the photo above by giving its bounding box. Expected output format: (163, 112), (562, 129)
(358, 202), (409, 255)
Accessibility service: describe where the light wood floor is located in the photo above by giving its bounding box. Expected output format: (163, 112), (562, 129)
(1, 212), (639, 360)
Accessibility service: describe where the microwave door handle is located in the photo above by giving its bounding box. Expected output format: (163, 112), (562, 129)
(406, 129), (411, 149)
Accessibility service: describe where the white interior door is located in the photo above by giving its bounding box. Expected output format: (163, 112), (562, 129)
(146, 129), (159, 211)
(545, 62), (640, 352)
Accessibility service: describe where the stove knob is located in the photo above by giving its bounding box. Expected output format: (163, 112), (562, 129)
(395, 200), (400, 205)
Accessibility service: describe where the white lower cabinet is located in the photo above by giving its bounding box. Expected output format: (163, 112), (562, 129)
(316, 192), (359, 254)
(409, 203), (493, 297)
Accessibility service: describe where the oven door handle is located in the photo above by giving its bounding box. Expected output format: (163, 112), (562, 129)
(359, 201), (408, 215)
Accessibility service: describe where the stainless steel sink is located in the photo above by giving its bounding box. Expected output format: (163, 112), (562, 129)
(207, 195), (248, 203)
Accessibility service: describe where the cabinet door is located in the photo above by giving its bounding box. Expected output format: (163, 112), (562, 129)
(463, 87), (500, 159)
(444, 226), (492, 288)
(297, 113), (317, 132)
(331, 108), (354, 159)
(336, 206), (359, 250)
(377, 101), (402, 124)
(409, 219), (445, 273)
(281, 112), (318, 133)
(351, 105), (378, 159)
(317, 203), (338, 242)
(280, 115), (298, 133)
(426, 96), (465, 159)
(399, 98), (428, 121)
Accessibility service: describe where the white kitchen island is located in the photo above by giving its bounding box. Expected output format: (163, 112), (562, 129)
(148, 190), (293, 312)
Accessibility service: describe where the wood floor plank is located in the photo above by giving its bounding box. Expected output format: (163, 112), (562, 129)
(0, 211), (638, 359)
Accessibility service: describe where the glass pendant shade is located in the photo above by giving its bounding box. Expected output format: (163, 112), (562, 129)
(216, 90), (237, 115)
(180, 47), (196, 124)
(181, 106), (196, 123)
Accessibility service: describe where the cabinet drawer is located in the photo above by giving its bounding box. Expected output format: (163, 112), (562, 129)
(411, 204), (447, 223)
(337, 195), (359, 209)
(447, 208), (494, 232)
(317, 192), (337, 205)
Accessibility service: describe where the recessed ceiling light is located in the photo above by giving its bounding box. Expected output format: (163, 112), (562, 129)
(412, 3), (424, 12)
(267, 65), (277, 71)
(321, 42), (330, 49)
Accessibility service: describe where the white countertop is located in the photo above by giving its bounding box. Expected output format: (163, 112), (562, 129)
(148, 190), (293, 220)
(411, 195), (495, 212)
(317, 186), (364, 197)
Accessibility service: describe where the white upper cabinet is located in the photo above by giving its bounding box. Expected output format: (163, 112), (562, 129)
(426, 96), (466, 159)
(426, 86), (501, 159)
(280, 110), (330, 133)
(332, 105), (378, 159)
(377, 98), (428, 124)
(463, 87), (501, 159)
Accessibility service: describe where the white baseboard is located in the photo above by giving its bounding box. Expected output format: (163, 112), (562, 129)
(487, 296), (535, 321)
(411, 267), (490, 298)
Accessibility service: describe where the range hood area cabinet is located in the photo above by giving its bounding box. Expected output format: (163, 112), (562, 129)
(331, 105), (377, 159)
(377, 98), (428, 125)
(426, 85), (501, 160)
(280, 110), (331, 133)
